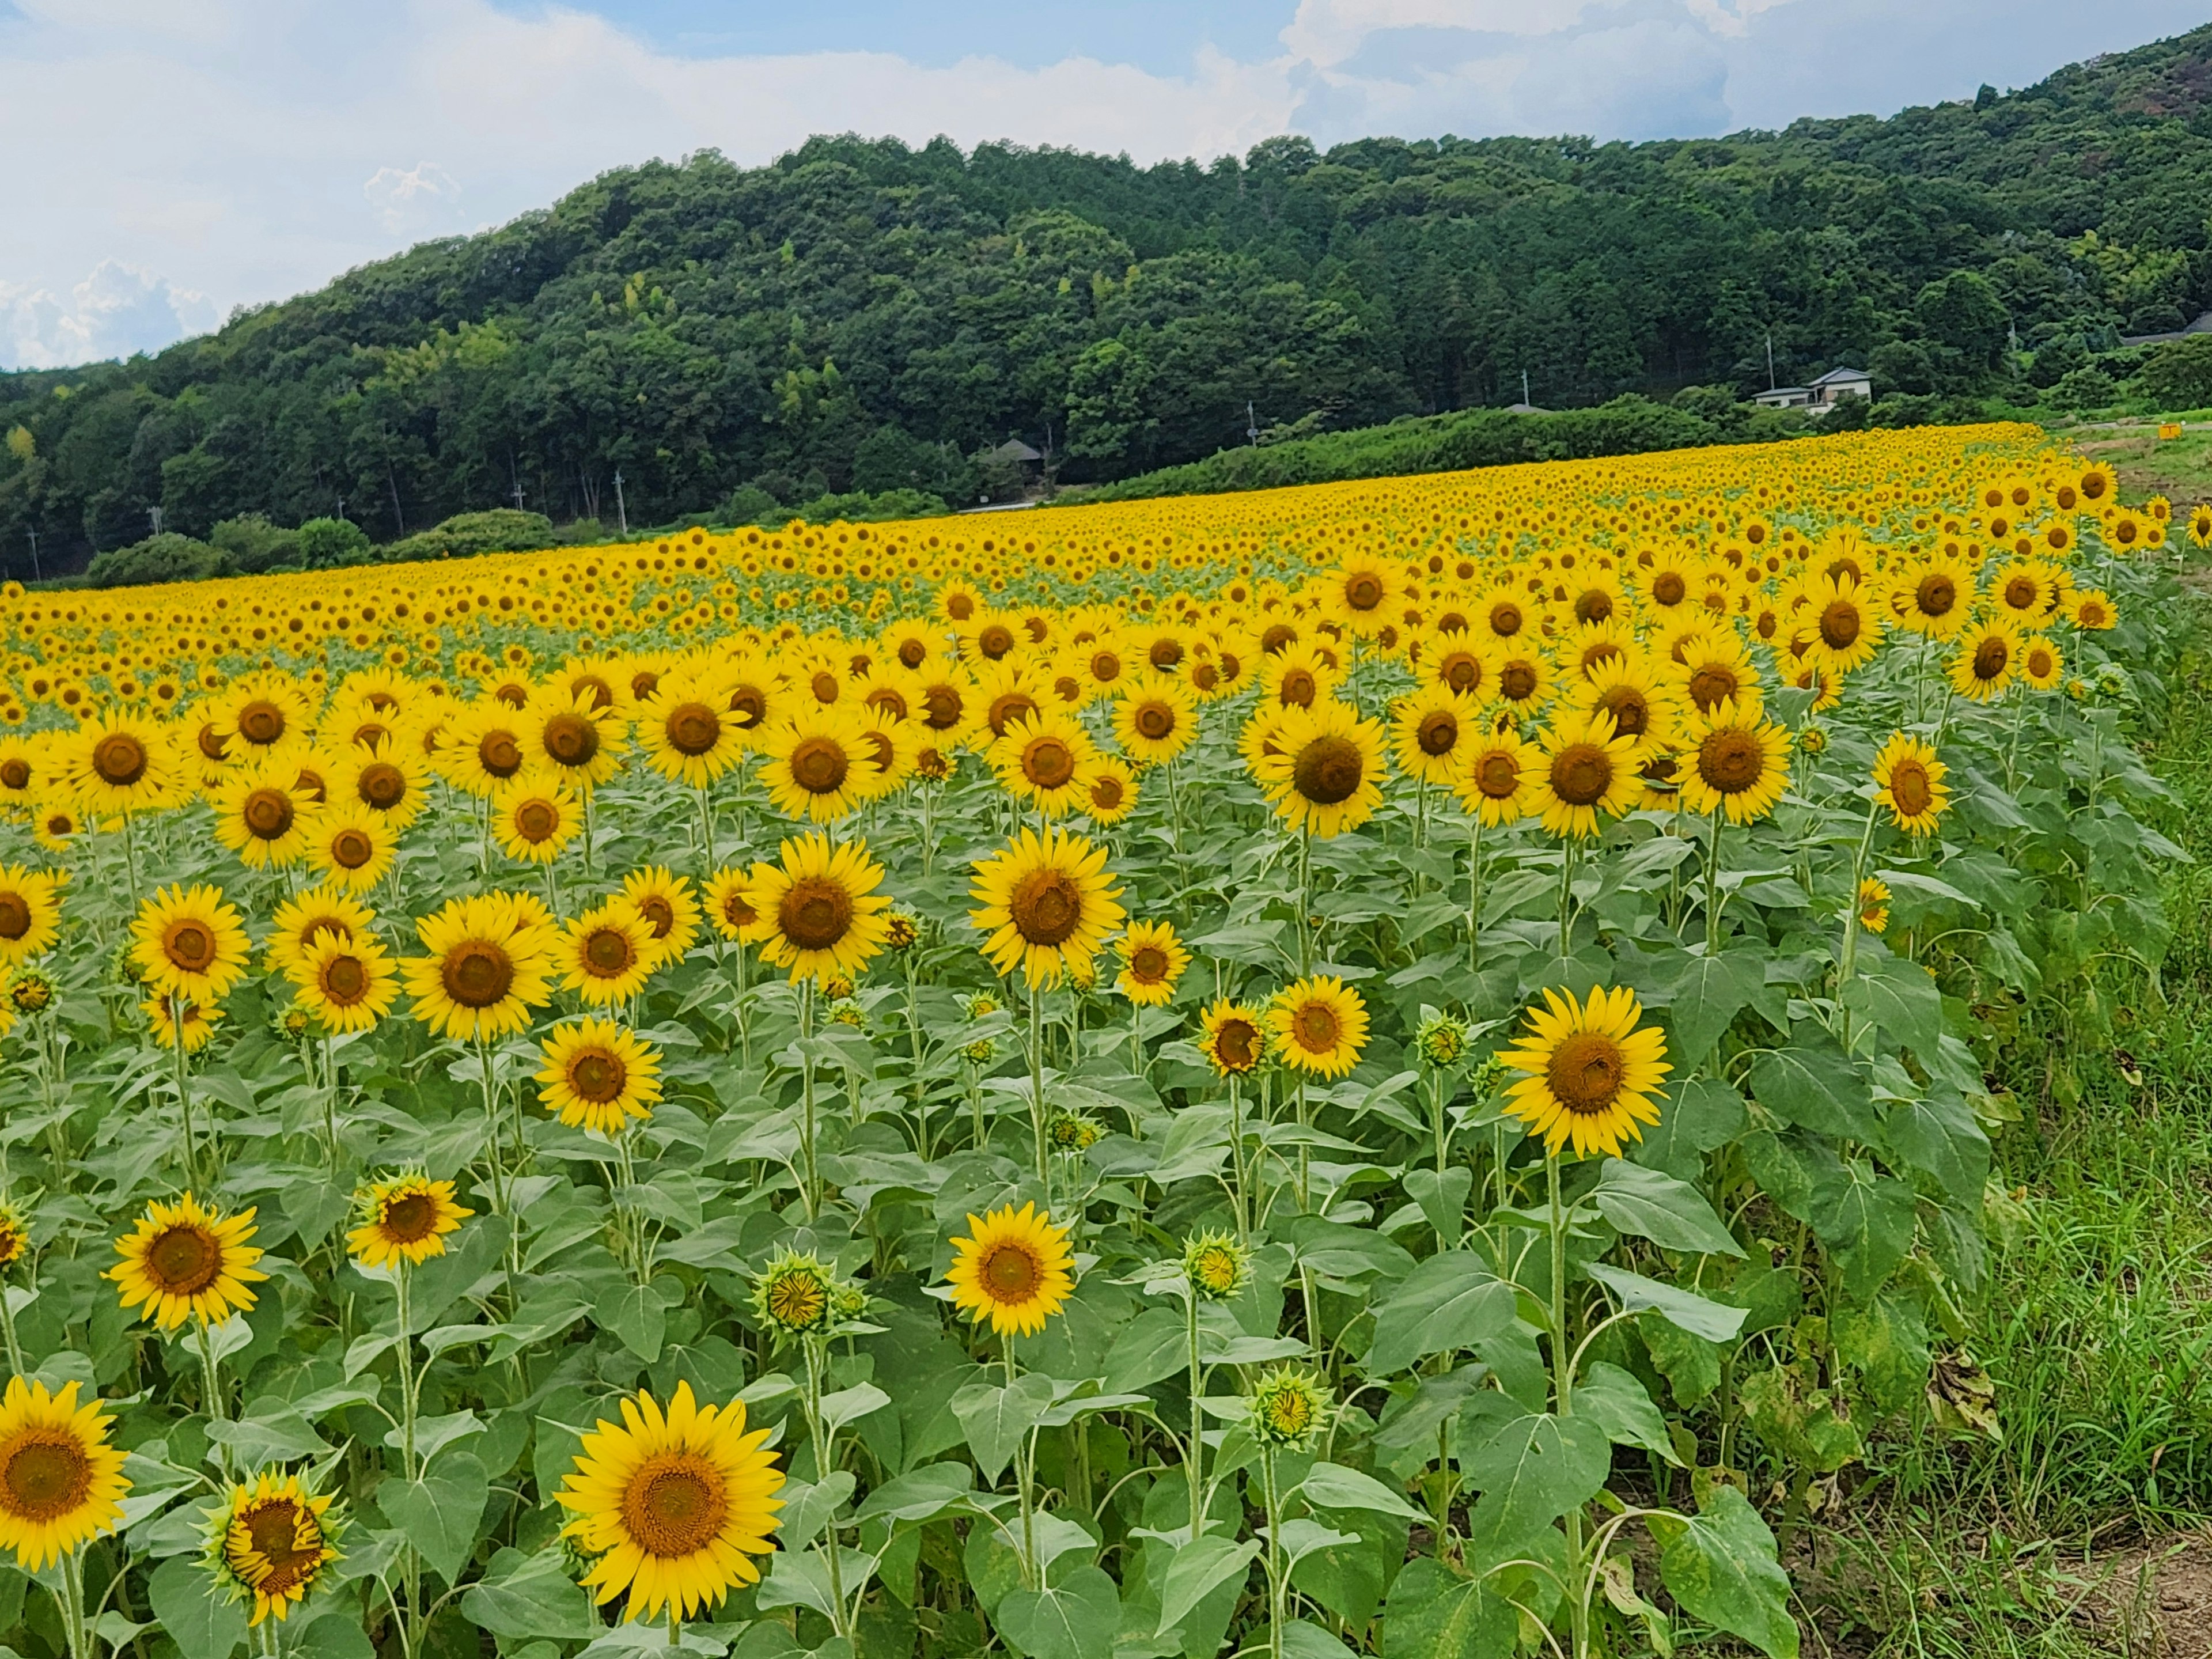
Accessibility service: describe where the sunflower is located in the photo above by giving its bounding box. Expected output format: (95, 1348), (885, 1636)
(1987, 558), (2058, 623)
(1249, 1367), (1331, 1452)
(969, 827), (1126, 989)
(266, 888), (375, 977)
(1889, 552), (1975, 639)
(346, 1175), (472, 1270)
(401, 892), (558, 1042)
(621, 868), (702, 969)
(1530, 711), (1639, 839)
(558, 900), (659, 1006)
(1112, 673), (1200, 767)
(1251, 698), (1388, 839)
(1422, 637), (1494, 700)
(1389, 684), (1476, 787)
(1257, 643), (1336, 713)
(1574, 652), (1680, 758)
(1855, 877), (1891, 935)
(536, 1018), (664, 1135)
(217, 676), (316, 755)
(331, 740), (429, 830)
(288, 930), (399, 1034)
(305, 810), (397, 895)
(2020, 634), (2063, 691)
(1794, 573), (1882, 674)
(0, 865), (65, 964)
(493, 769), (582, 864)
(1501, 984), (1671, 1159)
(1198, 999), (1267, 1076)
(2061, 588), (2117, 631)
(130, 884), (251, 1002)
(57, 711), (182, 815)
(1183, 1230), (1252, 1301)
(1671, 629), (1763, 716)
(944, 1203), (1075, 1338)
(1078, 756), (1138, 824)
(1491, 648), (1553, 714)
(145, 990), (222, 1050)
(1948, 618), (2021, 702)
(989, 709), (1097, 817)
(109, 1193), (267, 1330)
(440, 698), (534, 797)
(0, 1377), (128, 1571)
(0, 1203), (26, 1273)
(1872, 733), (1950, 835)
(210, 760), (320, 870)
(752, 1249), (836, 1339)
(1676, 699), (1791, 824)
(736, 834), (892, 986)
(1454, 732), (1541, 827)
(757, 707), (875, 823)
(1320, 553), (1396, 635)
(2187, 503), (2212, 550)
(29, 801), (79, 855)
(1113, 920), (1190, 1006)
(530, 690), (625, 791)
(1266, 975), (1370, 1078)
(204, 1470), (344, 1626)
(557, 1381), (785, 1623)
(702, 867), (757, 941)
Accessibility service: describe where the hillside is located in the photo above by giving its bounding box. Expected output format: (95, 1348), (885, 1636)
(2, 21), (2210, 573)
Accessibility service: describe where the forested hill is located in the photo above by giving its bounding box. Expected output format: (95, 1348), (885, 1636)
(4, 22), (2211, 570)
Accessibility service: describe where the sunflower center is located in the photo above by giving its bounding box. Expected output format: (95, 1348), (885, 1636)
(773, 735), (845, 797)
(2028, 646), (2055, 677)
(323, 955), (369, 1004)
(543, 713), (598, 767)
(622, 1454), (729, 1559)
(1149, 638), (1184, 670)
(1972, 636), (2010, 681)
(0, 894), (29, 940)
(1129, 945), (1169, 983)
(1594, 687), (1647, 739)
(631, 671), (662, 700)
(1, 1435), (92, 1521)
(1267, 1390), (1314, 1436)
(1696, 728), (1764, 793)
(0, 759), (28, 791)
(1917, 575), (1957, 616)
(147, 1224), (221, 1294)
(1009, 869), (1082, 947)
(1499, 662), (1537, 702)
(233, 700), (283, 745)
(1416, 710), (1459, 756)
(516, 801), (559, 840)
(93, 732), (148, 786)
(570, 1050), (626, 1103)
(1546, 1030), (1627, 1116)
(666, 703), (721, 756)
(981, 1243), (1040, 1300)
(163, 919), (216, 971)
(922, 688), (964, 730)
(1344, 573), (1384, 612)
(767, 1271), (826, 1327)
(1490, 603), (1524, 637)
(381, 1194), (437, 1242)
(479, 732), (522, 778)
(987, 693), (1037, 738)
(1652, 573), (1686, 605)
(1441, 654), (1482, 693)
(243, 788), (293, 839)
(1215, 1017), (1259, 1069)
(1278, 669), (1317, 708)
(355, 763), (406, 810)
(1090, 651), (1122, 683)
(195, 727), (229, 764)
(1293, 1002), (1341, 1053)
(1550, 744), (1613, 807)
(1818, 601), (1861, 650)
(779, 876), (854, 952)
(898, 639), (928, 669)
(1291, 735), (1363, 806)
(865, 687), (910, 721)
(1475, 752), (1521, 799)
(442, 941), (514, 1008)
(572, 675), (615, 711)
(1089, 775), (1124, 809)
(979, 625), (1015, 660)
(1685, 665), (1737, 712)
(332, 828), (375, 869)
(1134, 703), (1175, 741)
(584, 927), (637, 976)
(1891, 761), (1933, 817)
(638, 898), (675, 938)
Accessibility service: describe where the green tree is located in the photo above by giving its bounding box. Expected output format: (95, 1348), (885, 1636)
(2135, 335), (2212, 411)
(296, 516), (372, 569)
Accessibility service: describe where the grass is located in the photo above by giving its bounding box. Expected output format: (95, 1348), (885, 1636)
(2061, 415), (2212, 510)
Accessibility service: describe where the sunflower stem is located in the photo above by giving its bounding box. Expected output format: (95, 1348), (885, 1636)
(396, 1263), (418, 1480)
(1836, 797), (1881, 1053)
(799, 977), (821, 1221)
(1546, 1152), (1591, 1659)
(1185, 1284), (1206, 1540)
(58, 1551), (88, 1659)
(172, 996), (200, 1190)
(694, 785), (718, 876)
(1260, 1445), (1288, 1659)
(1296, 825), (1312, 976)
(801, 1336), (855, 1637)
(1466, 813), (1484, 972)
(1026, 983), (1048, 1185)
(194, 1316), (230, 1475)
(1702, 805), (1727, 959)
(0, 1267), (23, 1380)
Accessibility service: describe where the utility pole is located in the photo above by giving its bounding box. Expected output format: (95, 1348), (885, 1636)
(509, 453), (526, 513)
(1246, 401), (1259, 445)
(1521, 369), (1531, 407)
(335, 496), (347, 521)
(148, 506), (164, 536)
(1766, 332), (1777, 391)
(25, 526), (39, 584)
(613, 468), (628, 536)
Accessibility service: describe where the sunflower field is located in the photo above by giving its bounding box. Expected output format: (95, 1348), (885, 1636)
(0, 423), (2194, 1659)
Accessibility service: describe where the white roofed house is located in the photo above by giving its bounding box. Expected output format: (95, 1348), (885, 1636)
(1752, 366), (1871, 417)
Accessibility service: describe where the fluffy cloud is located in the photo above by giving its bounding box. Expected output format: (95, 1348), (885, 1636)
(0, 262), (221, 371)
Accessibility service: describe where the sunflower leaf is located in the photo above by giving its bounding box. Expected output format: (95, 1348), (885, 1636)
(953, 1373), (1058, 1483)
(1363, 1251), (1515, 1375)
(996, 1563), (1119, 1659)
(1584, 1263), (1749, 1342)
(1592, 1159), (1744, 1256)
(148, 1554), (245, 1659)
(379, 1451), (490, 1585)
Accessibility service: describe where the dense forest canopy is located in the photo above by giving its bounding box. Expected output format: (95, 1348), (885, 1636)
(3, 22), (2210, 574)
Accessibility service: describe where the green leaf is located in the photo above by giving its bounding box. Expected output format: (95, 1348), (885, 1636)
(1404, 1166), (1474, 1241)
(1842, 950), (1944, 1055)
(459, 1547), (604, 1641)
(996, 1564), (1119, 1659)
(1299, 1461), (1427, 1523)
(1103, 1306), (1189, 1395)
(1380, 1558), (1516, 1658)
(1364, 1251), (1515, 1374)
(1666, 1076), (1751, 1154)
(204, 1401), (335, 1465)
(1463, 1411), (1610, 1552)
(1574, 1362), (1683, 1464)
(1277, 1622), (1356, 1658)
(1749, 1037), (1880, 1142)
(149, 1554), (245, 1659)
(853, 1462), (973, 1525)
(594, 1279), (666, 1363)
(1665, 949), (1764, 1059)
(380, 1451), (490, 1584)
(1592, 1160), (1744, 1256)
(952, 1374), (1057, 1483)
(1154, 1536), (1261, 1637)
(782, 1472), (858, 1547)
(1584, 1263), (1748, 1342)
(1649, 1486), (1799, 1659)
(1810, 1162), (1918, 1300)
(1881, 1085), (1990, 1203)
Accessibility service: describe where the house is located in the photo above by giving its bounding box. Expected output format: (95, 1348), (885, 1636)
(1753, 366), (1871, 416)
(987, 438), (1044, 480)
(2122, 310), (2212, 349)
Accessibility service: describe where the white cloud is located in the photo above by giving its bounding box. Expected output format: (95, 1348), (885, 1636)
(0, 261), (221, 370)
(363, 162), (465, 236)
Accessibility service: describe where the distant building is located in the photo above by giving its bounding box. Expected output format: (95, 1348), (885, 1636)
(987, 438), (1044, 479)
(1753, 365), (1872, 416)
(2122, 310), (2212, 349)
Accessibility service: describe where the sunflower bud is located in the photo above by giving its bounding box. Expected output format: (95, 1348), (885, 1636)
(752, 1249), (836, 1339)
(202, 1471), (346, 1627)
(1181, 1230), (1251, 1302)
(0, 1201), (30, 1272)
(884, 912), (920, 952)
(1249, 1367), (1331, 1451)
(7, 969), (52, 1017)
(1797, 725), (1830, 756)
(1046, 1110), (1104, 1153)
(1414, 1011), (1471, 1070)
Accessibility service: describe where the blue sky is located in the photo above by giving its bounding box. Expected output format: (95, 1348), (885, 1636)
(1, 0), (2204, 369)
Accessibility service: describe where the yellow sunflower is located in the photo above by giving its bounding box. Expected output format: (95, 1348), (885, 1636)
(1671, 629), (1763, 717)
(0, 1377), (128, 1570)
(143, 996), (222, 1051)
(944, 1202), (1075, 1338)
(1266, 975), (1370, 1078)
(266, 888), (375, 978)
(1574, 652), (1680, 759)
(2061, 588), (2117, 631)
(1501, 984), (1671, 1159)
(130, 884), (251, 1002)
(1872, 733), (1951, 836)
(332, 740), (429, 830)
(57, 711), (183, 815)
(536, 1018), (664, 1135)
(1794, 572), (1883, 675)
(288, 930), (399, 1034)
(305, 809), (396, 895)
(1948, 618), (2021, 702)
(529, 690), (625, 791)
(1856, 877), (1891, 935)
(210, 759), (320, 870)
(757, 707), (876, 823)
(108, 1192), (267, 1330)
(558, 900), (659, 1006)
(2020, 634), (2063, 691)
(988, 709), (1098, 817)
(493, 768), (581, 864)
(1078, 756), (1139, 824)
(736, 834), (892, 986)
(620, 868), (702, 969)
(969, 827), (1126, 989)
(440, 698), (534, 798)
(702, 867), (757, 941)
(0, 865), (65, 964)
(401, 892), (558, 1042)
(1251, 697), (1388, 839)
(1389, 684), (1478, 787)
(1529, 711), (1639, 839)
(204, 1470), (343, 1626)
(1113, 920), (1191, 1006)
(1676, 699), (1792, 824)
(346, 1175), (472, 1269)
(1198, 999), (1267, 1076)
(1112, 673), (1201, 767)
(1454, 731), (1541, 827)
(557, 1381), (784, 1622)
